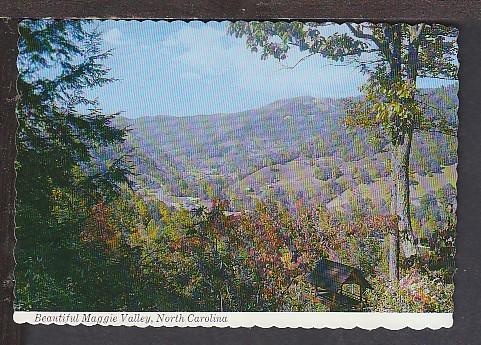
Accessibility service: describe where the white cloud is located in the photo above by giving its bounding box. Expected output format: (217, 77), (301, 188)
(103, 28), (124, 46)
(160, 23), (365, 101)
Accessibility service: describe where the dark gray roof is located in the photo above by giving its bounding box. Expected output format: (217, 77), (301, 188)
(306, 258), (372, 292)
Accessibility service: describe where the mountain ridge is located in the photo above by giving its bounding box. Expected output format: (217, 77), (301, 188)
(114, 85), (458, 220)
(114, 94), (340, 122)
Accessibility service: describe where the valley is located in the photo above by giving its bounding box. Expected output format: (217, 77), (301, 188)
(114, 86), (457, 225)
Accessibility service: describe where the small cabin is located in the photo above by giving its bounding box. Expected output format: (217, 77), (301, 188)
(306, 258), (372, 311)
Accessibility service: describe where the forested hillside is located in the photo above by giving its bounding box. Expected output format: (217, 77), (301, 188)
(116, 85), (458, 239)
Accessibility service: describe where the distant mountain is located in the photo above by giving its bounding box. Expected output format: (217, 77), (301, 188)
(114, 85), (458, 217)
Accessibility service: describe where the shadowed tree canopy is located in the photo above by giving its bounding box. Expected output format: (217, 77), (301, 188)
(15, 20), (134, 310)
(17, 20), (131, 207)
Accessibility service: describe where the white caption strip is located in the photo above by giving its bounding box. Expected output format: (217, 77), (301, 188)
(14, 311), (452, 329)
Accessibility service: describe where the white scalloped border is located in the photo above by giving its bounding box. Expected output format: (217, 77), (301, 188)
(14, 311), (452, 329)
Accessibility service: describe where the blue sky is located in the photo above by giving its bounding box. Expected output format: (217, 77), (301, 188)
(91, 21), (455, 118)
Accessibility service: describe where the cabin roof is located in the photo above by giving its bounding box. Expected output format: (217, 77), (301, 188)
(306, 258), (372, 292)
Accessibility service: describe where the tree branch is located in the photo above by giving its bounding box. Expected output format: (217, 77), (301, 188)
(346, 23), (383, 49)
(280, 52), (317, 70)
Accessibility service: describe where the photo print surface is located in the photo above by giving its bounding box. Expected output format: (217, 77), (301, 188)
(14, 20), (458, 328)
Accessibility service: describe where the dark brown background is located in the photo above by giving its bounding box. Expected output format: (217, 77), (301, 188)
(1, 1), (481, 344)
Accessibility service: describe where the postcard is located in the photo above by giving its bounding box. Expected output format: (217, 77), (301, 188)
(13, 20), (458, 329)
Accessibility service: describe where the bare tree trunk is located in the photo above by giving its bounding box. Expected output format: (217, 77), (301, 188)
(389, 144), (399, 282)
(385, 23), (404, 283)
(0, 18), (21, 345)
(389, 128), (416, 281)
(387, 213), (400, 282)
(385, 23), (423, 282)
(396, 129), (416, 255)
